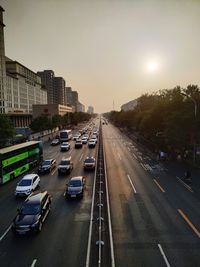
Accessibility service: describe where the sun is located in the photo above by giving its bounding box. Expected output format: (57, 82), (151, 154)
(146, 60), (159, 73)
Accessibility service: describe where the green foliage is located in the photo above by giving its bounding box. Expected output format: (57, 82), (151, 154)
(0, 114), (15, 148)
(107, 84), (200, 154)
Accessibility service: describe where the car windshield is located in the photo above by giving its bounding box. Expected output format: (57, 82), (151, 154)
(18, 179), (32, 186)
(85, 158), (94, 163)
(20, 204), (40, 215)
(60, 160), (70, 165)
(69, 180), (82, 187)
(42, 160), (51, 166)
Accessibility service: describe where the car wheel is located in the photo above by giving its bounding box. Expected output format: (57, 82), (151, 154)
(38, 221), (42, 232)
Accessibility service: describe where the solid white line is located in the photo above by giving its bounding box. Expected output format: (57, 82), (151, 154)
(31, 259), (37, 267)
(104, 135), (116, 267)
(0, 225), (12, 242)
(158, 244), (171, 267)
(140, 163), (147, 170)
(85, 142), (99, 267)
(79, 153), (83, 162)
(176, 176), (193, 192)
(127, 174), (137, 193)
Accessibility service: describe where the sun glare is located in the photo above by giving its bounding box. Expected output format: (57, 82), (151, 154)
(146, 60), (159, 73)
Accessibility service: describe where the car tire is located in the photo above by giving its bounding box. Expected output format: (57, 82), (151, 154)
(38, 221), (42, 232)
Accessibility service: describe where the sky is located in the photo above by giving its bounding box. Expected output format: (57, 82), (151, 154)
(1, 0), (200, 113)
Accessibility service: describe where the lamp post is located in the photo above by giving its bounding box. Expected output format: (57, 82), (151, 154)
(181, 92), (197, 163)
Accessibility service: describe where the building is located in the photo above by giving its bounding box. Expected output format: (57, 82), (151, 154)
(32, 104), (72, 119)
(77, 101), (85, 112)
(37, 70), (54, 104)
(0, 6), (7, 114)
(0, 6), (47, 127)
(87, 106), (94, 114)
(121, 99), (138, 112)
(53, 77), (65, 105)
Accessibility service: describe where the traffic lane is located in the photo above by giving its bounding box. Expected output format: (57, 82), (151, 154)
(103, 137), (166, 266)
(0, 140), (96, 243)
(0, 190), (92, 267)
(0, 152), (96, 267)
(103, 124), (200, 266)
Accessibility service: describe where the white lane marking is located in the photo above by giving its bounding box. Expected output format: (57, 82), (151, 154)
(79, 153), (83, 162)
(0, 225), (12, 241)
(140, 163), (147, 171)
(31, 259), (37, 267)
(51, 167), (57, 176)
(158, 244), (171, 267)
(117, 153), (121, 161)
(128, 147), (130, 151)
(132, 153), (137, 160)
(127, 174), (137, 193)
(176, 176), (193, 193)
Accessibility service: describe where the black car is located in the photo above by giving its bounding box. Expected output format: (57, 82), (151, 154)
(65, 176), (86, 199)
(12, 191), (52, 234)
(58, 157), (73, 175)
(38, 159), (56, 174)
(75, 139), (83, 149)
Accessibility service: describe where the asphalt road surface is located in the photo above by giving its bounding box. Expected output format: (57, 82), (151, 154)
(0, 120), (200, 267)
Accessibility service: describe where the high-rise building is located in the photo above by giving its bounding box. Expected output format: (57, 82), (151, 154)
(0, 6), (47, 127)
(37, 70), (54, 104)
(0, 6), (6, 114)
(65, 87), (73, 106)
(77, 101), (85, 112)
(53, 77), (65, 105)
(87, 106), (94, 114)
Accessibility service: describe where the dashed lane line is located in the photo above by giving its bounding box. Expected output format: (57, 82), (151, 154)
(178, 209), (200, 239)
(31, 259), (37, 267)
(153, 179), (165, 193)
(158, 244), (171, 267)
(0, 225), (12, 242)
(127, 174), (137, 193)
(176, 176), (193, 193)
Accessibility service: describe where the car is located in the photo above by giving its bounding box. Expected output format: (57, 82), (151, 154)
(12, 191), (52, 234)
(75, 139), (83, 148)
(64, 176), (86, 199)
(84, 157), (96, 171)
(58, 157), (73, 174)
(81, 136), (88, 144)
(15, 174), (40, 197)
(38, 159), (56, 174)
(51, 139), (60, 146)
(91, 135), (98, 143)
(88, 139), (96, 148)
(60, 142), (70, 152)
(72, 133), (81, 141)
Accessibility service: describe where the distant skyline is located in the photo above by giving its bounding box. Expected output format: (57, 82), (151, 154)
(1, 0), (200, 113)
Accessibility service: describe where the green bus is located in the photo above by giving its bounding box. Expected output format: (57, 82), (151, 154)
(0, 141), (43, 184)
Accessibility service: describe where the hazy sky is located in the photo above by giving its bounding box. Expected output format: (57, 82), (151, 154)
(1, 0), (200, 113)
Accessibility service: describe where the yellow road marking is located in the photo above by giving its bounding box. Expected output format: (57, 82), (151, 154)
(178, 209), (200, 239)
(153, 179), (165, 193)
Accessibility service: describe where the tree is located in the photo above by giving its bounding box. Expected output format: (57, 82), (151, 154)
(0, 115), (15, 148)
(29, 116), (51, 133)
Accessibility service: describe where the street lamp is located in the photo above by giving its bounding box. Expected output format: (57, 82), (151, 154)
(181, 92), (197, 163)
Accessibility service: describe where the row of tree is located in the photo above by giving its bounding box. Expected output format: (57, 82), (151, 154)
(0, 112), (93, 148)
(105, 85), (200, 160)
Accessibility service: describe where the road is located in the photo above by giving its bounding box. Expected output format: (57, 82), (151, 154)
(103, 122), (200, 267)
(0, 120), (200, 267)
(0, 125), (97, 267)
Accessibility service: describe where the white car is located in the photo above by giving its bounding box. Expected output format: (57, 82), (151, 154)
(81, 136), (88, 144)
(15, 174), (40, 197)
(88, 139), (96, 148)
(60, 142), (70, 151)
(72, 133), (81, 141)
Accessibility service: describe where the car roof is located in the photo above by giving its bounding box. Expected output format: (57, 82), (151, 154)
(22, 174), (37, 180)
(25, 191), (48, 204)
(61, 157), (71, 161)
(70, 176), (84, 181)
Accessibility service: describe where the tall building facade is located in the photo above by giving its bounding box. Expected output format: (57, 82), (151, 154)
(37, 70), (54, 104)
(0, 6), (47, 127)
(53, 77), (65, 105)
(87, 106), (94, 114)
(0, 6), (6, 113)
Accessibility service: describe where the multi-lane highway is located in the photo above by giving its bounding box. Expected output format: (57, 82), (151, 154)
(0, 119), (200, 267)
